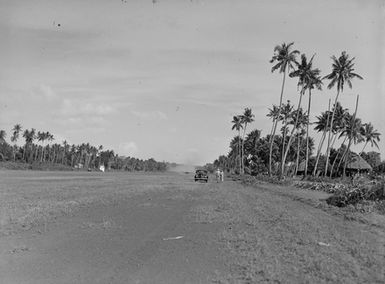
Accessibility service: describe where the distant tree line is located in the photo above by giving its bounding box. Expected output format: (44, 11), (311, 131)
(0, 124), (168, 172)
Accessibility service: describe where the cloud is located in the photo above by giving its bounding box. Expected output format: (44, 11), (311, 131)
(131, 110), (168, 120)
(30, 84), (57, 100)
(119, 142), (138, 156)
(53, 99), (116, 131)
(38, 84), (56, 99)
(60, 99), (116, 116)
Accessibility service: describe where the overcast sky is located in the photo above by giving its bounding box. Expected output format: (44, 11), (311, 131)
(0, 0), (384, 165)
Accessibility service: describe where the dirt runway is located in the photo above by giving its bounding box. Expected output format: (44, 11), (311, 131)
(0, 172), (384, 283)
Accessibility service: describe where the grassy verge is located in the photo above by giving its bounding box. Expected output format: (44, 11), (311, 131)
(0, 171), (177, 236)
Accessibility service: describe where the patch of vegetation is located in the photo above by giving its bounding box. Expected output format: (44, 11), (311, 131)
(0, 125), (169, 172)
(326, 181), (385, 207)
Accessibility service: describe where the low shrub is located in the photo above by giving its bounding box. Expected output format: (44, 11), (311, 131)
(326, 181), (385, 207)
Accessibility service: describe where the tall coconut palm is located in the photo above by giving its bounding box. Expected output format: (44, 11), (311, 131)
(10, 124), (22, 161)
(303, 70), (322, 176)
(0, 130), (5, 160)
(313, 100), (331, 176)
(22, 128), (36, 162)
(231, 115), (243, 174)
(62, 140), (69, 164)
(343, 96), (363, 176)
(360, 122), (381, 153)
(328, 103), (350, 177)
(294, 128), (306, 175)
(240, 108), (254, 174)
(37, 131), (44, 162)
(279, 100), (293, 175)
(287, 109), (308, 175)
(0, 130), (6, 144)
(282, 54), (321, 176)
(330, 103), (349, 148)
(267, 105), (280, 137)
(340, 116), (364, 175)
(323, 51), (363, 175)
(47, 133), (54, 162)
(268, 42), (299, 176)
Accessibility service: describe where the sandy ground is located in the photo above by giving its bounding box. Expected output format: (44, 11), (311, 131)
(0, 171), (384, 283)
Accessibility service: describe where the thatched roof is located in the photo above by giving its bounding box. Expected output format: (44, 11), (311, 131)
(346, 155), (372, 170)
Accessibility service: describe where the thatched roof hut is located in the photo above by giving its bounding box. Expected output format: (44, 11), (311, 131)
(346, 154), (372, 171)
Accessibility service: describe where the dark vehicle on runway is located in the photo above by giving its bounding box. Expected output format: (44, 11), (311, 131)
(194, 169), (208, 182)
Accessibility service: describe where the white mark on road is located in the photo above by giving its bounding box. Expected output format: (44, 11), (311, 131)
(163, 236), (184, 241)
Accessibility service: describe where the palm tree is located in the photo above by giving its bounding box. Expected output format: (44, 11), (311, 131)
(47, 133), (54, 162)
(294, 128), (306, 175)
(303, 69), (322, 176)
(0, 130), (6, 160)
(37, 131), (44, 161)
(97, 145), (103, 168)
(22, 128), (36, 162)
(231, 115), (243, 174)
(360, 122), (381, 153)
(10, 124), (22, 161)
(268, 42), (299, 176)
(62, 140), (69, 164)
(336, 96), (362, 176)
(0, 130), (6, 144)
(282, 54), (321, 176)
(340, 116), (364, 176)
(279, 100), (293, 174)
(328, 103), (350, 177)
(267, 105), (280, 136)
(323, 51), (363, 175)
(312, 101), (331, 176)
(240, 108), (254, 174)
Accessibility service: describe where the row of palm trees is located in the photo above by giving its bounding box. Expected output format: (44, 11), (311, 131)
(221, 42), (381, 178)
(312, 100), (380, 177)
(231, 108), (254, 174)
(268, 42), (379, 177)
(0, 124), (168, 172)
(225, 101), (379, 177)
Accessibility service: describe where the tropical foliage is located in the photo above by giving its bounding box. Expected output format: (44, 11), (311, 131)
(210, 44), (381, 179)
(0, 124), (168, 172)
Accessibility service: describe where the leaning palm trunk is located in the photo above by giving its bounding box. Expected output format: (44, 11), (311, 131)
(313, 132), (325, 176)
(241, 123), (248, 175)
(280, 119), (290, 176)
(313, 99), (331, 176)
(360, 141), (368, 155)
(295, 133), (301, 175)
(12, 146), (16, 162)
(238, 130), (241, 174)
(341, 139), (353, 177)
(329, 136), (348, 177)
(325, 90), (340, 176)
(335, 141), (351, 177)
(343, 95), (359, 177)
(330, 133), (338, 153)
(304, 89), (312, 176)
(281, 89), (304, 176)
(22, 145), (25, 161)
(269, 70), (287, 176)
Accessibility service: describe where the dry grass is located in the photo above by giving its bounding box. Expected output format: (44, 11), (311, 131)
(80, 217), (118, 230)
(208, 181), (385, 283)
(0, 170), (180, 235)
